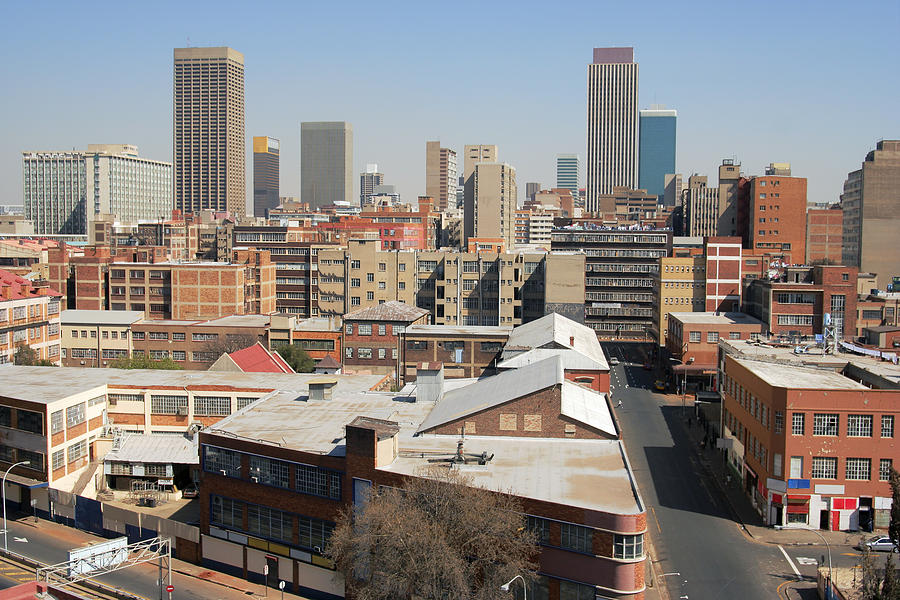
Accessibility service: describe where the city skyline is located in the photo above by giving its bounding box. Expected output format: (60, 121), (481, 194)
(1, 1), (898, 211)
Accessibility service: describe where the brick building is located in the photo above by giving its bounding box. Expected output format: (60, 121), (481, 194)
(743, 265), (858, 340)
(61, 309), (143, 367)
(748, 170), (807, 265)
(0, 270), (62, 365)
(718, 342), (900, 530)
(806, 207), (843, 265)
(401, 324), (511, 382)
(196, 356), (646, 600)
(343, 301), (429, 375)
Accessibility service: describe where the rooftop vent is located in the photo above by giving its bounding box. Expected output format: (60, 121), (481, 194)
(308, 377), (338, 401)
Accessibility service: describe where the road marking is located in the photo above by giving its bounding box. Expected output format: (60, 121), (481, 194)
(661, 572), (681, 576)
(779, 545), (801, 578)
(796, 557), (818, 565)
(842, 552), (860, 556)
(776, 580), (791, 599)
(651, 506), (662, 533)
(12, 536), (27, 543)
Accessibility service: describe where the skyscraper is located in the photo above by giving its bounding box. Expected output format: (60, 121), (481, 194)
(360, 164), (384, 205)
(425, 141), (458, 211)
(638, 106), (676, 200)
(173, 47), (245, 217)
(253, 136), (280, 217)
(556, 154), (581, 199)
(841, 140), (900, 289)
(462, 144), (498, 243)
(473, 163), (517, 249)
(525, 182), (541, 203)
(301, 122), (353, 209)
(587, 47), (638, 210)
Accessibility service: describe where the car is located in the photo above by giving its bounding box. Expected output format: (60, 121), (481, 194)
(181, 483), (199, 499)
(609, 357), (619, 365)
(859, 536), (898, 552)
(654, 380), (666, 392)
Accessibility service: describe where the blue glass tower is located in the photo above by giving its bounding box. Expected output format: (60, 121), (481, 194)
(638, 107), (676, 200)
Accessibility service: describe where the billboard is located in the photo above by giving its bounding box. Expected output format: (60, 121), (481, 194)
(68, 536), (128, 577)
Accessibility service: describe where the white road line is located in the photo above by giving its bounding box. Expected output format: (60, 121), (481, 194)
(779, 545), (801, 578)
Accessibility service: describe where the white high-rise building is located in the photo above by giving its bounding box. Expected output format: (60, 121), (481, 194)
(586, 47), (638, 211)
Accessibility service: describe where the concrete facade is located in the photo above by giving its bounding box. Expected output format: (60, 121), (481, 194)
(425, 141), (458, 212)
(301, 122), (353, 209)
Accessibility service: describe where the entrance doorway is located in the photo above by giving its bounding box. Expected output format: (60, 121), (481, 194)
(819, 509), (830, 530)
(265, 555), (278, 588)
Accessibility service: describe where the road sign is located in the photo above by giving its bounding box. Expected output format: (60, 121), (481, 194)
(279, 581), (285, 590)
(166, 585), (174, 592)
(264, 564), (269, 576)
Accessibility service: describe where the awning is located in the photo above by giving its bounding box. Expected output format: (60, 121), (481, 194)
(4, 472), (49, 489)
(787, 494), (810, 503)
(787, 504), (809, 514)
(672, 363), (716, 373)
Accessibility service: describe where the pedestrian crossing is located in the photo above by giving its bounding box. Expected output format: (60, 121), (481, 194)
(0, 563), (34, 584)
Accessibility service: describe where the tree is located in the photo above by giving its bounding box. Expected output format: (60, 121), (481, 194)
(861, 546), (882, 600)
(202, 334), (259, 358)
(276, 344), (315, 373)
(109, 355), (183, 370)
(884, 468), (900, 600)
(326, 468), (537, 600)
(14, 344), (56, 366)
(883, 552), (900, 600)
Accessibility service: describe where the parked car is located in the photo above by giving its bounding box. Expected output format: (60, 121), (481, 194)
(654, 380), (666, 392)
(609, 357), (619, 365)
(181, 483), (199, 499)
(859, 536), (897, 552)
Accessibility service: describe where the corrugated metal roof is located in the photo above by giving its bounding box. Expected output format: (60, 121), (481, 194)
(559, 383), (616, 437)
(61, 310), (145, 326)
(497, 348), (605, 371)
(502, 313), (608, 369)
(344, 300), (429, 323)
(103, 434), (199, 465)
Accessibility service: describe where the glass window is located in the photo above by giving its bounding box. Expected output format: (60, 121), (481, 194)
(613, 533), (644, 559)
(17, 409), (42, 434)
(559, 522), (593, 553)
(845, 458), (871, 480)
(811, 457), (837, 479)
(210, 495), (243, 529)
(847, 415), (873, 437)
(689, 331), (701, 343)
(527, 515), (551, 544)
(247, 503), (291, 542)
(792, 413), (805, 435)
(813, 414), (838, 436)
(296, 464), (341, 500)
(559, 580), (595, 600)
(774, 411), (784, 435)
(882, 415), (894, 438)
(203, 446), (241, 477)
(880, 459), (893, 482)
(249, 455), (291, 489)
(297, 515), (334, 552)
(50, 410), (64, 434)
(150, 395), (188, 415)
(706, 331), (718, 343)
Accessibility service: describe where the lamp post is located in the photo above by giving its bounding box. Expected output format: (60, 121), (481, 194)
(2, 461), (31, 552)
(680, 342), (690, 418)
(500, 574), (526, 599)
(775, 525), (832, 597)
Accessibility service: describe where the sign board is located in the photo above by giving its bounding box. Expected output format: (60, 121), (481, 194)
(68, 536), (128, 577)
(263, 564), (269, 576)
(158, 478), (174, 486)
(166, 585), (174, 592)
(279, 581), (286, 590)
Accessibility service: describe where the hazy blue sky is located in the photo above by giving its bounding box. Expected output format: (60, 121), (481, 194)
(2, 0), (898, 209)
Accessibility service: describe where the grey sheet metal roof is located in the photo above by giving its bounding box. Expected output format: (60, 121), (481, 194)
(416, 355), (564, 433)
(497, 347), (605, 371)
(344, 300), (429, 323)
(501, 313), (608, 369)
(62, 310), (144, 326)
(560, 383), (616, 437)
(103, 434), (199, 465)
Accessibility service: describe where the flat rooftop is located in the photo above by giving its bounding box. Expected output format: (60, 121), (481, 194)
(194, 315), (271, 328)
(669, 312), (764, 326)
(62, 309), (144, 325)
(293, 317), (340, 332)
(733, 357), (868, 390)
(405, 324), (513, 337)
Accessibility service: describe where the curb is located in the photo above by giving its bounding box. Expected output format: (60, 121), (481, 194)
(172, 567), (262, 597)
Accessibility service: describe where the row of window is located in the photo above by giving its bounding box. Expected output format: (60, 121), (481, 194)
(210, 495), (334, 551)
(792, 413), (893, 438)
(0, 406), (42, 434)
(0, 447), (45, 471)
(809, 457), (893, 481)
(203, 446), (342, 501)
(345, 323), (405, 336)
(526, 515), (643, 559)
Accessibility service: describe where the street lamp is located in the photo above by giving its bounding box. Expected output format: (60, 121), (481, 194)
(2, 460), (31, 552)
(500, 574), (527, 599)
(775, 525), (832, 597)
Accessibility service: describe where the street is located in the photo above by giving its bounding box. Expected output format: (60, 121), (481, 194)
(604, 342), (865, 599)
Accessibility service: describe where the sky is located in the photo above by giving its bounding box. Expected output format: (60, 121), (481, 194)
(1, 0), (899, 210)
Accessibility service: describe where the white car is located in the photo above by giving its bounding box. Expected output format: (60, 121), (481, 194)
(859, 536), (898, 552)
(609, 357), (619, 365)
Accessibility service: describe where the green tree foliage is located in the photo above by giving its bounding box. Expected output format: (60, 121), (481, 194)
(109, 355), (184, 370)
(13, 344), (57, 366)
(890, 469), (900, 548)
(275, 344), (316, 373)
(861, 546), (882, 600)
(326, 468), (537, 600)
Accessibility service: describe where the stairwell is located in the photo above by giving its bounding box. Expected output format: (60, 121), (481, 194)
(71, 460), (101, 497)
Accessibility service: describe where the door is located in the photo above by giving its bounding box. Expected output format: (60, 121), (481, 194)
(819, 509), (830, 530)
(831, 511), (841, 531)
(265, 555), (278, 589)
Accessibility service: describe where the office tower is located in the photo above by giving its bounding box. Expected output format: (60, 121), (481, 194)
(663, 173), (683, 207)
(425, 142), (458, 211)
(749, 164), (807, 265)
(716, 159), (741, 236)
(23, 145), (172, 235)
(586, 47), (638, 210)
(841, 140), (900, 289)
(638, 106), (676, 200)
(681, 174), (719, 237)
(173, 47), (246, 217)
(525, 182), (541, 203)
(253, 137), (280, 217)
(462, 144), (498, 243)
(556, 154), (581, 199)
(360, 164), (384, 205)
(456, 176), (465, 209)
(301, 122), (353, 209)
(472, 163), (517, 248)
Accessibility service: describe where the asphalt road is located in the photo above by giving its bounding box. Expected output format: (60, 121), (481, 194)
(606, 342), (792, 599)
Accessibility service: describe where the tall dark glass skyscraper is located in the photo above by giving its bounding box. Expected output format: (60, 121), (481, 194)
(638, 106), (677, 201)
(253, 136), (280, 217)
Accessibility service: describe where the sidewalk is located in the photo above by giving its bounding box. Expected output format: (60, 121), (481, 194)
(11, 515), (313, 599)
(678, 411), (862, 550)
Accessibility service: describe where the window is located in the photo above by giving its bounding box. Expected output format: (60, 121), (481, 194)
(150, 350), (169, 360)
(237, 397), (257, 410)
(67, 439), (87, 463)
(774, 411), (784, 435)
(249, 455), (291, 488)
(527, 516), (550, 544)
(148, 332), (168, 340)
(391, 325), (405, 335)
(811, 457), (837, 479)
(248, 503), (292, 542)
(366, 291), (374, 301)
(560, 523), (593, 553)
(366, 273), (374, 282)
(614, 533), (644, 559)
(172, 350), (186, 361)
(378, 324), (386, 336)
(350, 260), (360, 269)
(210, 495), (243, 529)
(813, 414), (838, 436)
(192, 352), (218, 362)
(145, 464), (168, 477)
(792, 413), (805, 435)
(345, 347), (353, 358)
(398, 281), (405, 290)
(296, 464), (342, 500)
(689, 331), (701, 343)
(358, 348), (372, 359)
(52, 449), (65, 471)
(345, 323), (353, 335)
(847, 415), (873, 437)
(377, 348), (386, 359)
(407, 340), (428, 350)
(880, 459), (893, 482)
(109, 393), (143, 403)
(17, 409), (42, 434)
(150, 395), (188, 415)
(480, 342), (503, 353)
(88, 395), (105, 407)
(777, 315), (814, 326)
(298, 514), (334, 551)
(559, 581), (595, 600)
(790, 456), (803, 478)
(882, 415), (894, 438)
(192, 333), (218, 342)
(358, 324), (372, 336)
(203, 446), (241, 477)
(50, 410), (64, 434)
(729, 331), (741, 340)
(845, 458), (871, 480)
(18, 449), (44, 471)
(707, 331), (718, 343)
(132, 331), (145, 340)
(172, 332), (185, 341)
(194, 396), (231, 417)
(350, 278), (360, 288)
(351, 297), (360, 306)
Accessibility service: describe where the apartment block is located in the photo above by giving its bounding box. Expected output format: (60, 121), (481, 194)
(425, 142), (458, 211)
(681, 175), (718, 238)
(840, 140), (900, 289)
(174, 47), (246, 217)
(61, 310), (143, 367)
(359, 164), (383, 205)
(0, 270), (62, 365)
(342, 301), (430, 375)
(462, 144), (498, 243)
(253, 137), (280, 217)
(705, 236), (743, 313)
(654, 255), (706, 346)
(748, 167), (807, 264)
(717, 159), (742, 237)
(551, 228), (671, 338)
(806, 207), (843, 264)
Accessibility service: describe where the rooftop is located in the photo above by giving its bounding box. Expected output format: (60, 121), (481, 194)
(225, 342), (294, 374)
(103, 433), (198, 465)
(194, 314), (271, 328)
(62, 309), (145, 326)
(732, 357), (868, 390)
(405, 324), (513, 337)
(344, 300), (429, 323)
(502, 312), (608, 369)
(293, 317), (341, 332)
(669, 312), (765, 326)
